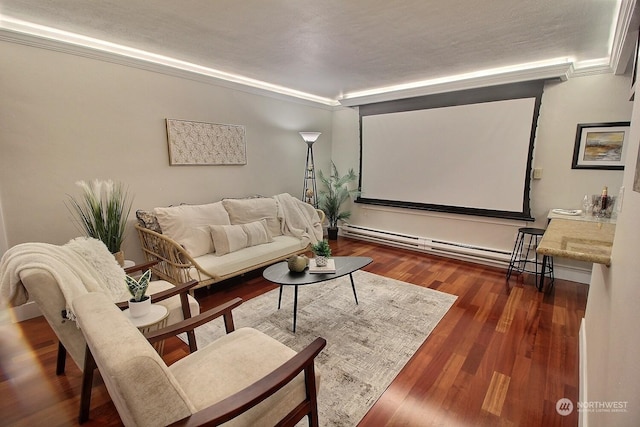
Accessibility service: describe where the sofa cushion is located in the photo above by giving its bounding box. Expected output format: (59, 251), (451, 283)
(154, 202), (230, 257)
(222, 198), (282, 237)
(209, 219), (274, 256)
(190, 235), (306, 280)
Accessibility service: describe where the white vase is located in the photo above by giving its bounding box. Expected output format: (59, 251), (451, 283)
(128, 297), (151, 318)
(315, 255), (328, 267)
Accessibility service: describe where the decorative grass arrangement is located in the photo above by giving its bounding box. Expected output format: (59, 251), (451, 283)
(67, 179), (133, 254)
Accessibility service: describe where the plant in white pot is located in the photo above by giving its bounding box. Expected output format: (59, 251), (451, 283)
(317, 162), (359, 240)
(311, 240), (332, 267)
(126, 269), (152, 317)
(67, 179), (133, 266)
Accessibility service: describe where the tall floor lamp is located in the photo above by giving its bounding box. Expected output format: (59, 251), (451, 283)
(300, 132), (321, 208)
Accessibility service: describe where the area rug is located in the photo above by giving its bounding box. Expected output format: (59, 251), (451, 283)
(183, 270), (456, 426)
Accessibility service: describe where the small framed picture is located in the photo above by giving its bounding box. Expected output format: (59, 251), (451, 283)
(572, 122), (630, 170)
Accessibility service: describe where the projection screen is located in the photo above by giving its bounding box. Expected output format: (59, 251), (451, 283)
(358, 82), (544, 220)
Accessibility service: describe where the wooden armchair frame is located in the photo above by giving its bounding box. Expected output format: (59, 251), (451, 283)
(76, 261), (201, 424)
(80, 296), (326, 426)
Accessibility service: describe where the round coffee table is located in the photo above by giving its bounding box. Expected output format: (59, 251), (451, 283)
(262, 256), (373, 332)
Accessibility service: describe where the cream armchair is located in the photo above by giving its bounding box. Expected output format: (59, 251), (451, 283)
(0, 239), (200, 423)
(74, 292), (326, 426)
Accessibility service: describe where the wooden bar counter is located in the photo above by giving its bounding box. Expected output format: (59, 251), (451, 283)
(537, 218), (616, 266)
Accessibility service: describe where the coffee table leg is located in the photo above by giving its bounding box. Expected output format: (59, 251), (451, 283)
(292, 285), (298, 332)
(349, 273), (359, 305)
(278, 285), (283, 309)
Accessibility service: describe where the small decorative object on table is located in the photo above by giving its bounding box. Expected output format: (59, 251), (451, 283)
(287, 254), (309, 272)
(311, 240), (331, 267)
(126, 269), (152, 317)
(591, 186), (616, 218)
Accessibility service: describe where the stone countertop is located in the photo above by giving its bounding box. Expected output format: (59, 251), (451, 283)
(537, 218), (616, 266)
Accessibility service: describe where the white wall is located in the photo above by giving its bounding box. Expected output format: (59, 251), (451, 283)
(581, 76), (640, 426)
(0, 41), (333, 261)
(333, 74), (632, 282)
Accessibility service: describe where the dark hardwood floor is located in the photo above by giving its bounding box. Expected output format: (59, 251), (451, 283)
(0, 238), (587, 426)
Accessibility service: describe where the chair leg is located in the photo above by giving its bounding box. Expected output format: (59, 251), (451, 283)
(56, 341), (67, 375)
(506, 231), (524, 280)
(79, 345), (96, 424)
(180, 292), (198, 352)
(305, 364), (320, 427)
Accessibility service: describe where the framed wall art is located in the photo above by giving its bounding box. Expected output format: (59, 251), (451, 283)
(571, 122), (630, 170)
(166, 119), (247, 165)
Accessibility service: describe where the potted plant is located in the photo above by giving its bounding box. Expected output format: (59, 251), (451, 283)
(67, 179), (133, 265)
(311, 240), (332, 267)
(126, 269), (152, 317)
(317, 162), (359, 240)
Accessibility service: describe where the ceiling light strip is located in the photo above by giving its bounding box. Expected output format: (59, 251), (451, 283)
(339, 59), (574, 106)
(0, 15), (339, 106)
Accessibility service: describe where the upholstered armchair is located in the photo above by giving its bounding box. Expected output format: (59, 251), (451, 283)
(74, 292), (326, 426)
(0, 238), (200, 422)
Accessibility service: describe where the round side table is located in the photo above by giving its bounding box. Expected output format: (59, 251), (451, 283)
(123, 304), (169, 354)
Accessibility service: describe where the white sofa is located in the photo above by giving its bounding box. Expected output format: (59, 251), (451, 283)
(135, 194), (324, 290)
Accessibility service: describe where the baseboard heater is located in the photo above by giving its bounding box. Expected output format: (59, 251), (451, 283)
(341, 224), (512, 267)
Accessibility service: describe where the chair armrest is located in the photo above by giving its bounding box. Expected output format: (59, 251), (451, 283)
(144, 297), (243, 344)
(316, 209), (325, 224)
(169, 337), (327, 427)
(135, 224), (217, 285)
(124, 260), (159, 275)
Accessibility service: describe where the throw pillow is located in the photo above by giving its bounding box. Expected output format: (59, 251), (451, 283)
(154, 202), (230, 257)
(136, 210), (162, 233)
(210, 219), (273, 256)
(222, 197), (282, 236)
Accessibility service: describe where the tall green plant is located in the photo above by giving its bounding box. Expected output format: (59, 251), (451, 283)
(67, 179), (133, 253)
(317, 162), (359, 228)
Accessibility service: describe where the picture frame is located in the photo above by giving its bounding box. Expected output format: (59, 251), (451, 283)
(166, 119), (247, 166)
(571, 122), (630, 170)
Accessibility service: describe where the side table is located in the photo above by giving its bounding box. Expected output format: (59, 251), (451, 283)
(123, 304), (169, 354)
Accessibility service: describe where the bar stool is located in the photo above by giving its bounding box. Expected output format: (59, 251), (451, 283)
(506, 227), (554, 291)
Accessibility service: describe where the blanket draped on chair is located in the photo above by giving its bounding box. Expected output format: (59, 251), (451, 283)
(274, 193), (323, 246)
(0, 237), (126, 320)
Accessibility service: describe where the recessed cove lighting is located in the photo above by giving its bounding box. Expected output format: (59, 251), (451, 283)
(0, 15), (338, 106)
(340, 57), (575, 103)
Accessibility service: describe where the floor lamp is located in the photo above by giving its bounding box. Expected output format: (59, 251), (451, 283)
(300, 132), (321, 208)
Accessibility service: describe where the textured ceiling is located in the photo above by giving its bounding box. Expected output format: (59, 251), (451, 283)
(0, 0), (627, 102)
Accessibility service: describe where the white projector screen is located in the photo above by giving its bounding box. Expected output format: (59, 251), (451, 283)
(358, 82), (542, 220)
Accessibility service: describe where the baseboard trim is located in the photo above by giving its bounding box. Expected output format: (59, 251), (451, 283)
(579, 318), (588, 427)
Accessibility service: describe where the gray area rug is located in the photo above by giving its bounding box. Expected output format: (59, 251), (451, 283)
(184, 270), (456, 426)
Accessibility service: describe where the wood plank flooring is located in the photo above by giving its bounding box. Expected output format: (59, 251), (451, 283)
(0, 238), (587, 426)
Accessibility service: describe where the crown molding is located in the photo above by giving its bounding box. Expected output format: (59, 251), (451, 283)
(338, 61), (573, 107)
(610, 0), (638, 74)
(0, 25), (340, 109)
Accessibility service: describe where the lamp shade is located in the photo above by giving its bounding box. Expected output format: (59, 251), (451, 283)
(299, 132), (321, 143)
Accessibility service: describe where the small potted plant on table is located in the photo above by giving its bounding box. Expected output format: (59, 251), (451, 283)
(311, 240), (332, 267)
(126, 269), (152, 317)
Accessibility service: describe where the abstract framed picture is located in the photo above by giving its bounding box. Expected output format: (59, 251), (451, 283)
(572, 122), (630, 170)
(166, 119), (247, 165)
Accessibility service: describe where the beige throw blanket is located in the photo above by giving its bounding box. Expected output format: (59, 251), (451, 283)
(0, 237), (126, 320)
(274, 193), (323, 246)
